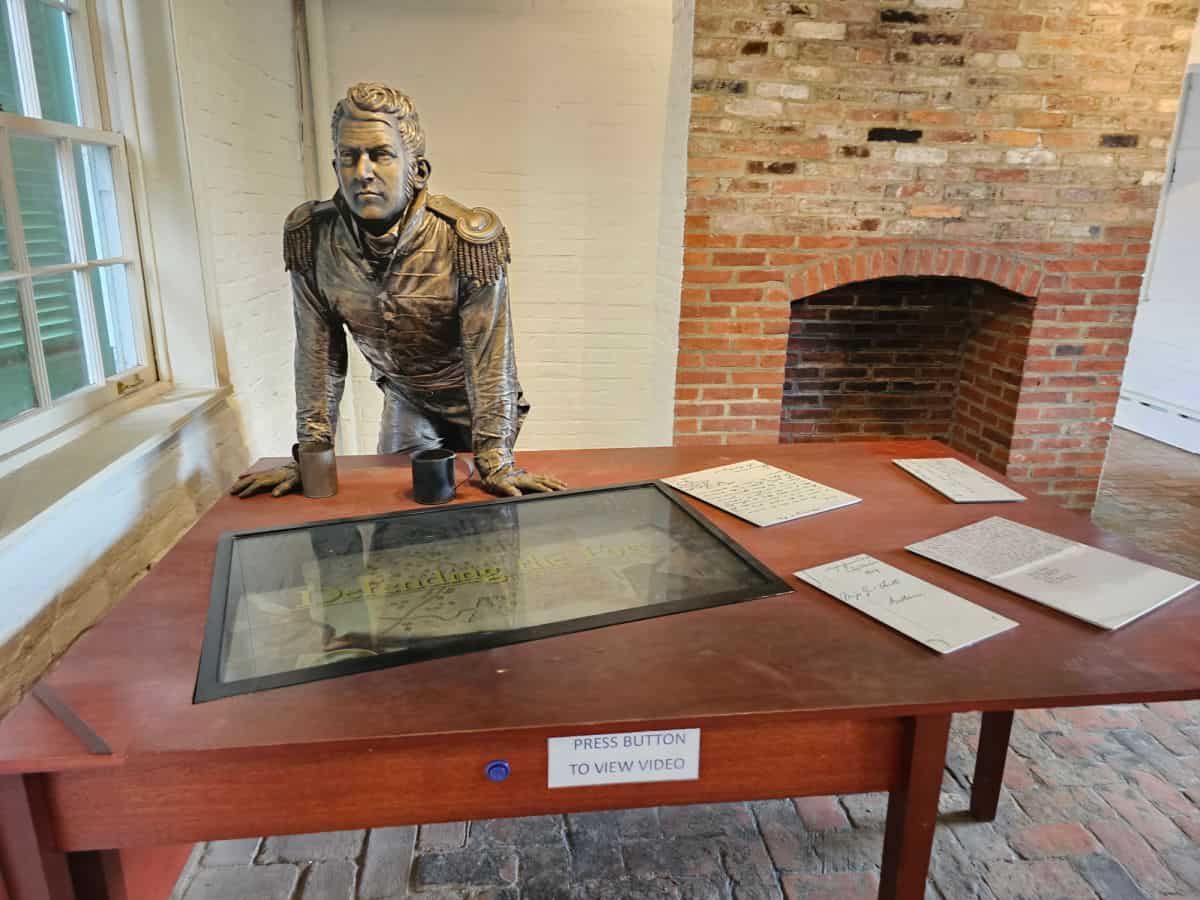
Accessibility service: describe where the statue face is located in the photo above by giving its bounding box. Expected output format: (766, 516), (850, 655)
(334, 117), (412, 224)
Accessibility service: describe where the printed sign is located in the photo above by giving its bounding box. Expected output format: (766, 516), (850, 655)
(547, 728), (701, 788)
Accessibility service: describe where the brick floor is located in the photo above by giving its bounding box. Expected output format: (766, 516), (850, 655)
(172, 429), (1200, 899)
(1093, 428), (1200, 581)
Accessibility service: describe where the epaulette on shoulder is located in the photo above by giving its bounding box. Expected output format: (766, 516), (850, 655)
(427, 194), (511, 285)
(283, 199), (337, 272)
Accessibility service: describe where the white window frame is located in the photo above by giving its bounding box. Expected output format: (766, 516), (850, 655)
(0, 0), (156, 459)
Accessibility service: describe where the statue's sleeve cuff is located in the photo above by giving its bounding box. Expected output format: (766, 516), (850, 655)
(475, 447), (514, 477)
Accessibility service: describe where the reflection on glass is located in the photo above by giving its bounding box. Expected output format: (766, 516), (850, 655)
(25, 0), (79, 125)
(33, 271), (86, 398)
(209, 485), (784, 694)
(89, 264), (135, 376)
(74, 144), (121, 260)
(0, 280), (35, 421)
(0, 7), (22, 115)
(12, 135), (70, 267)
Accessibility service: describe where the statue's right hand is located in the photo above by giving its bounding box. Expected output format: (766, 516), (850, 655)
(230, 462), (301, 499)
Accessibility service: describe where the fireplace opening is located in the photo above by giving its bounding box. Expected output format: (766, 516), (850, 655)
(781, 276), (1034, 471)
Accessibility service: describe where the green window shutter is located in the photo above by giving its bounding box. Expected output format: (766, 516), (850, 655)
(0, 7), (22, 115)
(25, 0), (78, 125)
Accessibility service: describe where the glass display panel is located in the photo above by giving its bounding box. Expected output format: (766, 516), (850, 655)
(195, 483), (790, 701)
(0, 279), (35, 421)
(25, 0), (79, 125)
(33, 270), (85, 397)
(74, 143), (121, 260)
(89, 264), (134, 376)
(12, 134), (70, 267)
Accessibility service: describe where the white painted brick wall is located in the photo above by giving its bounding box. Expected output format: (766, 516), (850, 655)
(320, 0), (686, 452)
(653, 0), (694, 444)
(174, 0), (309, 461)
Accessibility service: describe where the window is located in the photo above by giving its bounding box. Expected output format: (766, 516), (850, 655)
(0, 0), (153, 454)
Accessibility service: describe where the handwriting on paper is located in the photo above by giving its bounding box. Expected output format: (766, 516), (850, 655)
(905, 516), (1075, 580)
(893, 458), (1025, 503)
(1023, 565), (1077, 586)
(662, 460), (860, 527)
(907, 516), (1200, 630)
(796, 553), (1018, 653)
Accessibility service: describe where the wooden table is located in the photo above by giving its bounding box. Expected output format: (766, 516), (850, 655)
(2, 441), (1198, 900)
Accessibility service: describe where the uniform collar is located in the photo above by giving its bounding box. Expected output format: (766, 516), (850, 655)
(336, 188), (429, 264)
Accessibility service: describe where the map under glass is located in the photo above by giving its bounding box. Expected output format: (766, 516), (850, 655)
(195, 484), (789, 701)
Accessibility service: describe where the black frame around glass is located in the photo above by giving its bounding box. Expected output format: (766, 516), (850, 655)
(193, 481), (791, 703)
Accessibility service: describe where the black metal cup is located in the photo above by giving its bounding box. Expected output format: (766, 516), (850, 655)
(411, 448), (458, 505)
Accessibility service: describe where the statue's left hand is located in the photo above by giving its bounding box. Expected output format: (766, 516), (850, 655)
(230, 462), (301, 498)
(482, 467), (567, 497)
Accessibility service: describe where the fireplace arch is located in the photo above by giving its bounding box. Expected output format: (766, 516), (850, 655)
(783, 245), (1045, 306)
(781, 274), (1034, 476)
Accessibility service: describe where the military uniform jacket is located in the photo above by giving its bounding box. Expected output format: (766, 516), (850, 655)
(284, 189), (523, 475)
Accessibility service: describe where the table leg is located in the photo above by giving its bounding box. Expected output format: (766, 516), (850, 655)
(879, 713), (951, 900)
(63, 854), (123, 900)
(0, 775), (75, 900)
(68, 846), (193, 900)
(970, 710), (1014, 822)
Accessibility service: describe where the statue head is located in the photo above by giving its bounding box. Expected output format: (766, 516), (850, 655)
(330, 82), (431, 228)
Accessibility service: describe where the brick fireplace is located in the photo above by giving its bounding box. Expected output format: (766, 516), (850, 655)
(782, 273), (1036, 473)
(673, 0), (1197, 508)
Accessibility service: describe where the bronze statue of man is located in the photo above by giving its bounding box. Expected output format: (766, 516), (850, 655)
(232, 82), (564, 499)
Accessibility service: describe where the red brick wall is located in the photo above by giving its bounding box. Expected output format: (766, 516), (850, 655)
(675, 0), (1197, 508)
(949, 284), (1036, 473)
(782, 276), (1030, 448)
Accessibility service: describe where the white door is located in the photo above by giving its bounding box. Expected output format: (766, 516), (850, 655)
(1120, 69), (1200, 451)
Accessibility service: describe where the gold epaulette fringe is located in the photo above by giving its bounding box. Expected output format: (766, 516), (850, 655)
(453, 228), (510, 286)
(283, 199), (336, 272)
(283, 223), (313, 273)
(427, 194), (511, 285)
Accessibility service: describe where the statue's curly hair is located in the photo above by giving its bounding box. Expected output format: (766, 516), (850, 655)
(330, 82), (426, 158)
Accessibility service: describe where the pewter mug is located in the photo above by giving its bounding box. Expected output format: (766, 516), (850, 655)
(297, 443), (338, 499)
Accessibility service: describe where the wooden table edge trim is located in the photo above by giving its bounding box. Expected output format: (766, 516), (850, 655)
(40, 713), (905, 850)
(9, 686), (1200, 776)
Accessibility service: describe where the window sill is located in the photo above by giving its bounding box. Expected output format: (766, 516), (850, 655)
(0, 384), (231, 553)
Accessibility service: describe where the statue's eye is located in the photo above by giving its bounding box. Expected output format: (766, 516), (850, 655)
(373, 149), (396, 162)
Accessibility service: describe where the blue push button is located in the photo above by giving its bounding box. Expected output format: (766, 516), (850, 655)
(485, 760), (511, 782)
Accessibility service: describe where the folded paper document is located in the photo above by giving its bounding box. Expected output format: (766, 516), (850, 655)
(894, 457), (1025, 503)
(907, 517), (1198, 630)
(797, 553), (1018, 653)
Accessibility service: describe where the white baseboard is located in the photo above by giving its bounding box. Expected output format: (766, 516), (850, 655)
(1115, 396), (1200, 454)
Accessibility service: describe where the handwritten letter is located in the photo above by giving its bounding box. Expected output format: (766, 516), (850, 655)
(796, 554), (1018, 653)
(907, 517), (1199, 630)
(662, 460), (860, 527)
(905, 516), (1074, 580)
(894, 458), (1025, 503)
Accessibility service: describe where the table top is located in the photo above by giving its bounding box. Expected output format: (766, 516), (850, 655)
(2, 440), (1198, 773)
